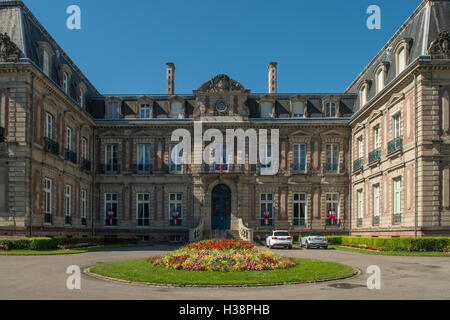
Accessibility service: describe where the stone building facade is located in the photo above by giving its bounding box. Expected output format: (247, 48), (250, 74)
(0, 0), (448, 241)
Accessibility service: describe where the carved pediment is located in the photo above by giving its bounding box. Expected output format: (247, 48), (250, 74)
(429, 30), (450, 59)
(291, 129), (312, 136)
(0, 33), (19, 62)
(368, 109), (383, 123)
(387, 93), (405, 109)
(197, 74), (246, 93)
(354, 123), (365, 134)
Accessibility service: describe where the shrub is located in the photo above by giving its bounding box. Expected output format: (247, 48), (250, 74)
(29, 238), (58, 250)
(326, 236), (343, 245)
(0, 238), (32, 250)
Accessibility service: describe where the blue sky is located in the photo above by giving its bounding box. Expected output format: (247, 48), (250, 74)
(23, 0), (422, 94)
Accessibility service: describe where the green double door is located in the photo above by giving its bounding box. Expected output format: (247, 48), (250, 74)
(211, 185), (231, 230)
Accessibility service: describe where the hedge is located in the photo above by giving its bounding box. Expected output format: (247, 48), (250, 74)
(0, 236), (140, 251)
(325, 236), (450, 252)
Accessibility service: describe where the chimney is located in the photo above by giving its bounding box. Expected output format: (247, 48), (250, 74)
(166, 63), (175, 95)
(268, 62), (277, 94)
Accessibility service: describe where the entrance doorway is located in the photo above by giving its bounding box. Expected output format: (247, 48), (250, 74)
(211, 184), (231, 230)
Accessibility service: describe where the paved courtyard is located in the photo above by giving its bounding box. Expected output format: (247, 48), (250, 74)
(0, 245), (449, 300)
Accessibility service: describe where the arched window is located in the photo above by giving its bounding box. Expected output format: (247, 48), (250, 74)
(360, 85), (368, 107)
(376, 67), (384, 93)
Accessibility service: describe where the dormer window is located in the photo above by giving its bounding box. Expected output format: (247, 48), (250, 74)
(397, 47), (406, 74)
(140, 104), (151, 119)
(395, 39), (410, 76)
(107, 101), (120, 119)
(79, 90), (84, 109)
(376, 68), (384, 93)
(171, 101), (183, 119)
(360, 85), (368, 107)
(293, 101), (305, 118)
(43, 51), (50, 77)
(261, 101), (273, 118)
(325, 102), (337, 118)
(63, 72), (69, 94)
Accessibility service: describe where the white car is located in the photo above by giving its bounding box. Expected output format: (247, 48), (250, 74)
(265, 230), (293, 249)
(300, 233), (328, 249)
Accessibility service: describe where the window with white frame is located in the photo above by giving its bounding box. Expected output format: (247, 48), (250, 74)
(325, 102), (337, 118)
(170, 144), (183, 173)
(326, 144), (340, 171)
(376, 68), (384, 93)
(293, 101), (305, 118)
(137, 193), (150, 227)
(105, 193), (118, 226)
(293, 193), (307, 226)
(44, 178), (52, 222)
(357, 189), (363, 225)
(261, 102), (273, 118)
(357, 137), (363, 160)
(213, 143), (228, 171)
(137, 144), (151, 172)
(107, 101), (120, 119)
(66, 127), (72, 151)
(45, 113), (54, 140)
(43, 50), (50, 77)
(169, 193), (183, 226)
(326, 193), (339, 225)
(293, 144), (306, 172)
(63, 72), (69, 94)
(360, 85), (368, 107)
(105, 144), (118, 172)
(81, 189), (87, 223)
(393, 178), (402, 218)
(140, 104), (151, 119)
(393, 112), (402, 139)
(260, 193), (274, 226)
(373, 185), (380, 223)
(373, 126), (380, 150)
(81, 138), (88, 160)
(65, 185), (72, 223)
(171, 102), (183, 119)
(79, 89), (84, 109)
(397, 47), (406, 74)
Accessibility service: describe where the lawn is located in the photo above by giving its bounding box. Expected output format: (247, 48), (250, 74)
(89, 258), (357, 286)
(0, 243), (149, 255)
(329, 245), (450, 257)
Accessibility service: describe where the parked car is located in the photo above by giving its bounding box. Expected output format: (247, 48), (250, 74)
(265, 230), (293, 249)
(300, 233), (328, 249)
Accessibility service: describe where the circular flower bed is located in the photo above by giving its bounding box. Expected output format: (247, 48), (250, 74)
(150, 239), (296, 272)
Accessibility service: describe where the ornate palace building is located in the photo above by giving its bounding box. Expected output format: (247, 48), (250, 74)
(0, 0), (449, 241)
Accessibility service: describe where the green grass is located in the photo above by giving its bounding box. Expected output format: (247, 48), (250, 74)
(89, 258), (356, 286)
(330, 245), (450, 257)
(0, 249), (86, 255)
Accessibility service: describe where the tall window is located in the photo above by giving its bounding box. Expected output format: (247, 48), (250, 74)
(260, 193), (274, 226)
(170, 145), (183, 173)
(393, 113), (402, 139)
(107, 102), (120, 119)
(44, 178), (52, 224)
(293, 102), (305, 118)
(326, 144), (340, 172)
(373, 126), (380, 150)
(325, 102), (337, 118)
(81, 189), (87, 225)
(393, 178), (402, 223)
(326, 193), (339, 225)
(66, 127), (72, 151)
(169, 193), (183, 226)
(81, 138), (88, 160)
(376, 68), (384, 93)
(45, 113), (53, 139)
(357, 137), (363, 159)
(397, 47), (406, 74)
(63, 72), (69, 94)
(293, 144), (306, 172)
(357, 189), (363, 226)
(79, 89), (84, 109)
(140, 104), (151, 119)
(105, 193), (118, 226)
(105, 144), (118, 172)
(137, 193), (151, 227)
(261, 102), (273, 118)
(137, 144), (151, 172)
(373, 185), (380, 225)
(293, 193), (307, 226)
(65, 185), (72, 224)
(214, 144), (228, 172)
(43, 51), (50, 77)
(171, 102), (183, 119)
(360, 86), (368, 107)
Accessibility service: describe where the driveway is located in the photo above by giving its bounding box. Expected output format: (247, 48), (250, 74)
(0, 245), (449, 300)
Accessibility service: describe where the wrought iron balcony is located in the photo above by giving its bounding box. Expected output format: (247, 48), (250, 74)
(293, 218), (306, 226)
(133, 163), (152, 174)
(388, 137), (403, 155)
(291, 163), (308, 173)
(369, 149), (381, 164)
(65, 149), (77, 164)
(326, 219), (340, 227)
(82, 159), (91, 171)
(44, 137), (59, 155)
(105, 218), (117, 226)
(137, 218), (150, 227)
(201, 163), (244, 173)
(44, 213), (52, 224)
(353, 158), (363, 171)
(81, 217), (87, 226)
(170, 218), (183, 226)
(99, 163), (120, 174)
(393, 214), (402, 225)
(357, 218), (363, 227)
(373, 215), (380, 226)
(323, 162), (339, 174)
(260, 218), (274, 227)
(65, 216), (72, 225)
(0, 127), (4, 142)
